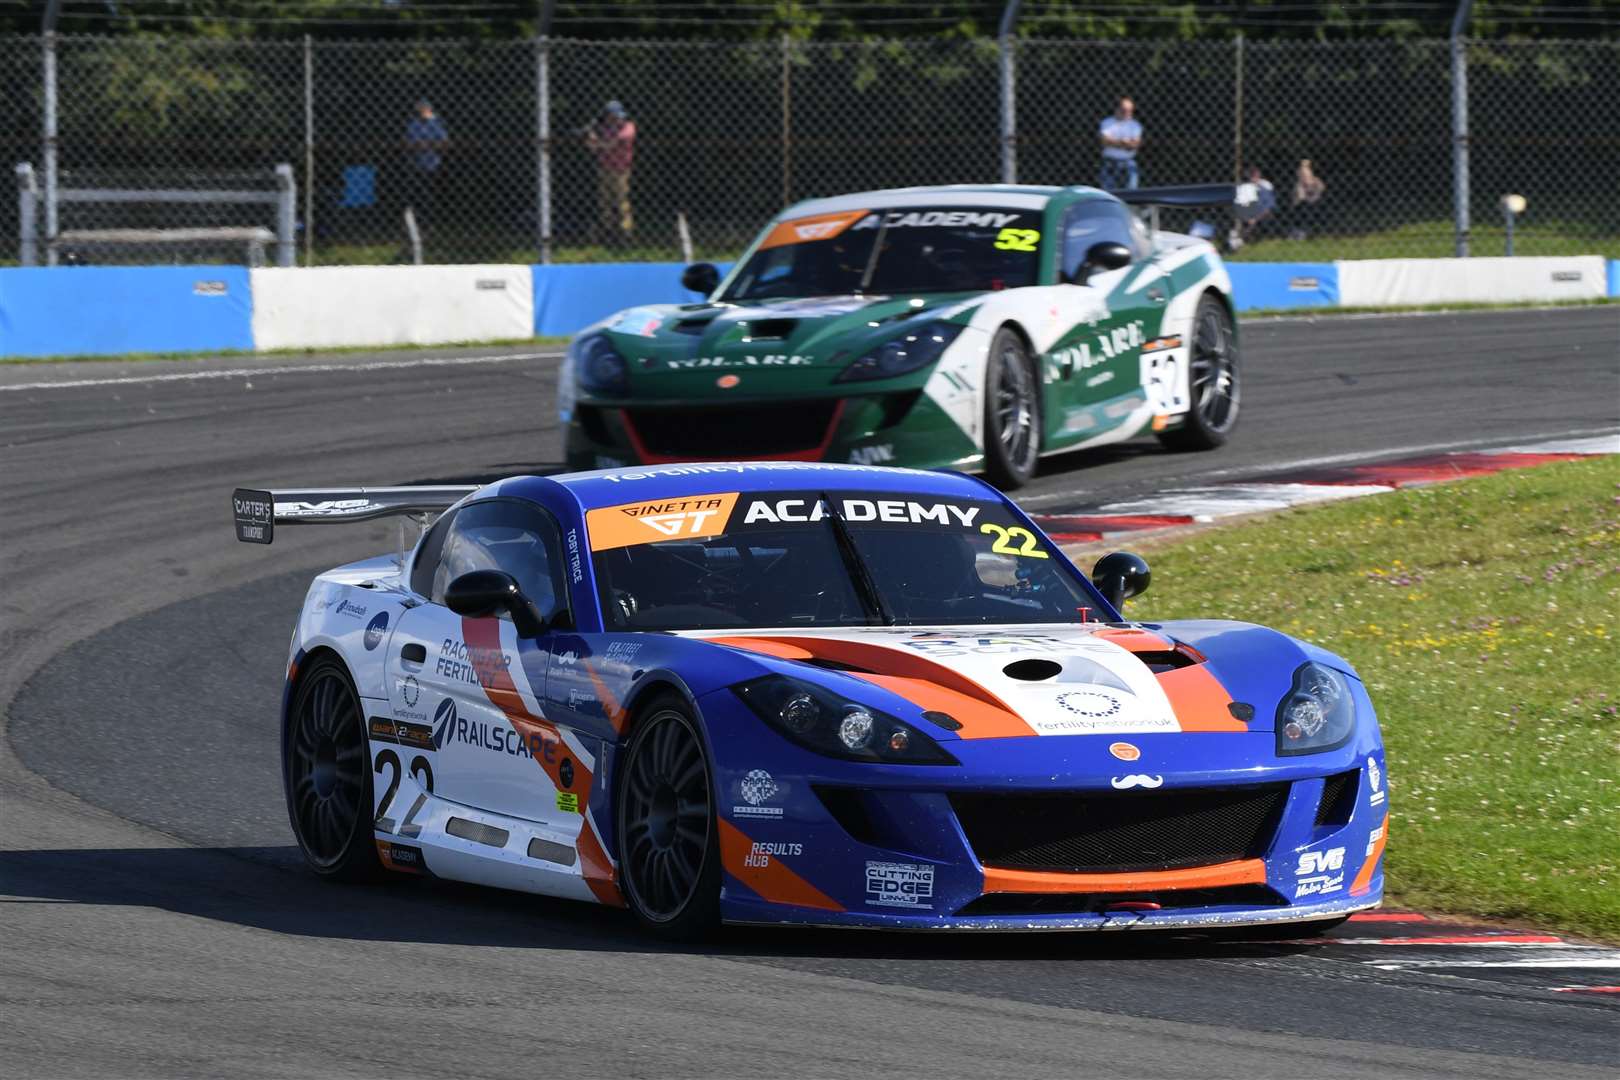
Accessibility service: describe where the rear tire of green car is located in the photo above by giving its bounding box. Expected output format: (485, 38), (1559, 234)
(1159, 293), (1240, 452)
(983, 326), (1041, 490)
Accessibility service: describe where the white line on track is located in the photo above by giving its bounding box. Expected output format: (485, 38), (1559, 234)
(1015, 427), (1620, 508)
(0, 350), (562, 393)
(1249, 303), (1619, 325)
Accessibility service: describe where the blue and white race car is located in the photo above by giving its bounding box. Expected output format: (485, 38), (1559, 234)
(233, 462), (1387, 937)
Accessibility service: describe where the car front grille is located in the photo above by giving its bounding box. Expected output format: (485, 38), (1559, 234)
(951, 783), (1288, 874)
(622, 400), (842, 459)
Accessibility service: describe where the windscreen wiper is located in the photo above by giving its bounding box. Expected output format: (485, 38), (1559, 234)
(819, 492), (894, 626)
(857, 216), (890, 294)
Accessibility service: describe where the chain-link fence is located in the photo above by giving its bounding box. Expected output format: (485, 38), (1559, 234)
(4, 33), (1617, 266)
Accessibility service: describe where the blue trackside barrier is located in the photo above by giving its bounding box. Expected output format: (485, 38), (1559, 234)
(1608, 259), (1619, 298)
(531, 262), (730, 338)
(1225, 262), (1339, 312)
(0, 266), (254, 358)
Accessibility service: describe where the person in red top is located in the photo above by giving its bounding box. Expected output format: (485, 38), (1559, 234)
(585, 100), (637, 245)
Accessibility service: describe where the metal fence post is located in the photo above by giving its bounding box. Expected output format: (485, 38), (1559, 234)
(303, 34), (315, 266)
(16, 162), (38, 267)
(42, 24), (60, 267)
(999, 0), (1021, 184)
(1232, 33), (1244, 182)
(274, 163), (296, 267)
(781, 33), (792, 207)
(1451, 0), (1473, 257)
(536, 35), (551, 263)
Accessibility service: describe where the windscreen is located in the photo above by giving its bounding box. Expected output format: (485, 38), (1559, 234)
(587, 490), (1100, 631)
(721, 206), (1043, 301)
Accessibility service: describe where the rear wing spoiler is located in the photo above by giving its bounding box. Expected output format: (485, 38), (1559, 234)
(232, 486), (478, 544)
(1115, 184), (1238, 209)
(1116, 184), (1239, 237)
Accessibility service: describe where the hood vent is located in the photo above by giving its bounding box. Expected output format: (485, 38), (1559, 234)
(744, 318), (797, 340)
(1133, 649), (1200, 674)
(1003, 658), (1063, 681)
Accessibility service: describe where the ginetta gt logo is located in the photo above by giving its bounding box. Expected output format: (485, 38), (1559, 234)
(1108, 741), (1140, 761)
(587, 493), (740, 552)
(626, 497), (730, 538)
(795, 220), (846, 240)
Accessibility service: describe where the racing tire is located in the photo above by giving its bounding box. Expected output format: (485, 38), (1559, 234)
(284, 654), (385, 882)
(982, 326), (1042, 489)
(1158, 292), (1240, 452)
(617, 693), (722, 940)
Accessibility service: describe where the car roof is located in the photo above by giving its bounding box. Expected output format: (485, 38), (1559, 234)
(498, 462), (1001, 512)
(779, 184), (1110, 218)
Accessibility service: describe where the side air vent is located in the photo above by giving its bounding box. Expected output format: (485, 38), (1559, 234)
(447, 817), (510, 848)
(1314, 770), (1359, 827)
(745, 318), (797, 340)
(1003, 658), (1063, 681)
(813, 786), (884, 847)
(672, 317), (715, 335)
(527, 837), (578, 866)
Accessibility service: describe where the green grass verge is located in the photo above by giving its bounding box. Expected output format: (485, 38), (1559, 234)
(1131, 458), (1620, 941)
(0, 336), (570, 366)
(1230, 220), (1620, 262)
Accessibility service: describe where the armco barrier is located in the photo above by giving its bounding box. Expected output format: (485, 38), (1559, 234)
(532, 262), (726, 337)
(0, 266), (253, 359)
(1336, 256), (1607, 307)
(250, 265), (534, 351)
(1224, 263), (1338, 311)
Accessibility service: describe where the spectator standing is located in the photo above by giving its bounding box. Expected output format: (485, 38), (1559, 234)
(403, 100), (450, 222)
(1290, 158), (1327, 240)
(586, 100), (637, 246)
(1098, 96), (1143, 191)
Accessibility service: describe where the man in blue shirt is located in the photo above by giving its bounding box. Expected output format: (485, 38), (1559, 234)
(1098, 96), (1143, 191)
(404, 100), (450, 221)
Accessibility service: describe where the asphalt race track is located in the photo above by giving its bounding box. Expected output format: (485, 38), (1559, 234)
(3, 306), (1618, 1078)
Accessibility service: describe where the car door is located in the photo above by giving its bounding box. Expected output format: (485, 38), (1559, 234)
(1042, 198), (1161, 447)
(385, 497), (575, 828)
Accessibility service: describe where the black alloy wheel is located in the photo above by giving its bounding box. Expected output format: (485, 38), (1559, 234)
(983, 325), (1041, 489)
(1160, 292), (1240, 451)
(617, 694), (720, 938)
(285, 656), (382, 880)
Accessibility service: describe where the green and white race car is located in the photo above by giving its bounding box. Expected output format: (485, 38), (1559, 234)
(559, 183), (1240, 488)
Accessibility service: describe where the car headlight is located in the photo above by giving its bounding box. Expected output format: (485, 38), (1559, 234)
(733, 674), (958, 765)
(1276, 662), (1356, 756)
(570, 334), (630, 396)
(835, 321), (965, 383)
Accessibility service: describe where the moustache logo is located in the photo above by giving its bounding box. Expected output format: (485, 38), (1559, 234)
(1111, 774), (1164, 789)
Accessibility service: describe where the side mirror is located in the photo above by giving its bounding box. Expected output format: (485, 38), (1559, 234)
(444, 570), (548, 639)
(1075, 241), (1134, 284)
(1091, 551), (1151, 610)
(680, 262), (720, 295)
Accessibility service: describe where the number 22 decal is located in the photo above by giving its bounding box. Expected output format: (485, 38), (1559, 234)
(980, 522), (1049, 558)
(993, 227), (1040, 252)
(374, 749), (435, 837)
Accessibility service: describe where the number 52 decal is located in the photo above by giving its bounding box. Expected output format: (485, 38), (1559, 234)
(980, 522), (1049, 558)
(993, 227), (1040, 252)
